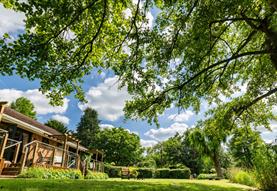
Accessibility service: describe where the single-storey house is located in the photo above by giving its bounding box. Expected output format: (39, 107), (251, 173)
(0, 101), (103, 176)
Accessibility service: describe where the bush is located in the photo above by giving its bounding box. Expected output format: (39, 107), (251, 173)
(104, 165), (122, 178)
(136, 168), (154, 178)
(155, 168), (170, 178)
(18, 167), (83, 179)
(169, 169), (191, 179)
(129, 167), (138, 178)
(155, 168), (191, 179)
(197, 173), (218, 180)
(228, 168), (257, 187)
(85, 170), (108, 179)
(253, 145), (277, 191)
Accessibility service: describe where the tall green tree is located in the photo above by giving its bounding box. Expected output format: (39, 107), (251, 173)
(97, 127), (143, 166)
(11, 97), (36, 119)
(45, 119), (68, 134)
(76, 107), (100, 148)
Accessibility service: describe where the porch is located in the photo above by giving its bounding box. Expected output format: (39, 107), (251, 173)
(0, 102), (104, 176)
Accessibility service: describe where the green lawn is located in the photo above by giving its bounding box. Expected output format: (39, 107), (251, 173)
(0, 178), (255, 191)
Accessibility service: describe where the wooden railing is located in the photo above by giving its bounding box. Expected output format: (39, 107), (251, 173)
(20, 140), (79, 173)
(0, 129), (21, 163)
(0, 129), (8, 159)
(89, 159), (104, 172)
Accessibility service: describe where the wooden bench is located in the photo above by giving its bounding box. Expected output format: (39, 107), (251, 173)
(121, 167), (130, 179)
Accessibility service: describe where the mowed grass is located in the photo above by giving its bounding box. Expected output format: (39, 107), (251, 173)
(0, 178), (255, 191)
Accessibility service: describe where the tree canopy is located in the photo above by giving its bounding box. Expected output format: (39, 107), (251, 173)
(10, 97), (37, 119)
(76, 107), (100, 148)
(0, 0), (276, 128)
(45, 119), (68, 134)
(97, 127), (143, 166)
(146, 133), (204, 174)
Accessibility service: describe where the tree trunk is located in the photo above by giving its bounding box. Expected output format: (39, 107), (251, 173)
(212, 152), (223, 178)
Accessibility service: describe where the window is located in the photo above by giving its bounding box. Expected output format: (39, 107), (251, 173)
(42, 137), (49, 144)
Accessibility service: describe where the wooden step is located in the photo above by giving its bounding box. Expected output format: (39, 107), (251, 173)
(1, 167), (20, 176)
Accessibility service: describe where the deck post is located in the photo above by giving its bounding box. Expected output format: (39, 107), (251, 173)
(0, 102), (7, 122)
(0, 132), (8, 158)
(32, 142), (39, 165)
(20, 147), (28, 173)
(12, 143), (21, 164)
(76, 141), (80, 169)
(61, 135), (68, 168)
(52, 148), (56, 166)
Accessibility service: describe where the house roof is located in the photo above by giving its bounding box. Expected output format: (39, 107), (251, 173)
(3, 107), (62, 135)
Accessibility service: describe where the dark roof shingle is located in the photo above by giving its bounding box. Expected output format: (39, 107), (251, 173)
(3, 107), (62, 135)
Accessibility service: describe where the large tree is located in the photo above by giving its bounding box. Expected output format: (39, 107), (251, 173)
(97, 127), (143, 166)
(75, 107), (100, 148)
(45, 119), (68, 134)
(10, 97), (36, 119)
(0, 0), (276, 126)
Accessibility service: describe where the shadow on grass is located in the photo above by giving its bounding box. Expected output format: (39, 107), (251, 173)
(0, 179), (252, 191)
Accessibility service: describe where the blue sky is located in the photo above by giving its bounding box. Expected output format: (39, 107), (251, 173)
(0, 3), (276, 147)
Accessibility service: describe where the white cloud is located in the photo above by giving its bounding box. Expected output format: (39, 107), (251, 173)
(144, 11), (154, 29)
(99, 124), (138, 135)
(0, 89), (69, 115)
(99, 124), (115, 130)
(168, 110), (194, 122)
(145, 122), (189, 141)
(52, 114), (70, 125)
(123, 8), (132, 19)
(141, 139), (158, 147)
(0, 4), (25, 36)
(260, 130), (277, 144)
(78, 76), (131, 121)
(272, 106), (277, 115)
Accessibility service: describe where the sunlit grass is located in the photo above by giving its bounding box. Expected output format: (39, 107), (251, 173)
(0, 178), (256, 191)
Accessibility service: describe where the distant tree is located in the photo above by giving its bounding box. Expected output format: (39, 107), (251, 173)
(146, 133), (204, 174)
(229, 126), (263, 169)
(76, 107), (100, 148)
(45, 119), (68, 134)
(11, 97), (36, 119)
(97, 127), (143, 166)
(188, 124), (226, 178)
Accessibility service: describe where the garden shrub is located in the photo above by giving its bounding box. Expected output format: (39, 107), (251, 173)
(18, 167), (83, 179)
(197, 173), (218, 180)
(85, 170), (108, 179)
(155, 168), (191, 179)
(104, 165), (121, 178)
(136, 168), (154, 178)
(253, 145), (277, 191)
(129, 167), (138, 178)
(155, 168), (170, 178)
(169, 169), (191, 179)
(228, 168), (257, 187)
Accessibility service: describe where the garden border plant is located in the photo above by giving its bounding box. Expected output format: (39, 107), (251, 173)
(18, 167), (84, 179)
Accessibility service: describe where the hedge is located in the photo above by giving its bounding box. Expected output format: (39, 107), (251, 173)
(18, 167), (83, 179)
(104, 165), (122, 178)
(155, 168), (191, 179)
(104, 165), (191, 179)
(197, 173), (218, 180)
(136, 168), (154, 178)
(85, 170), (109, 179)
